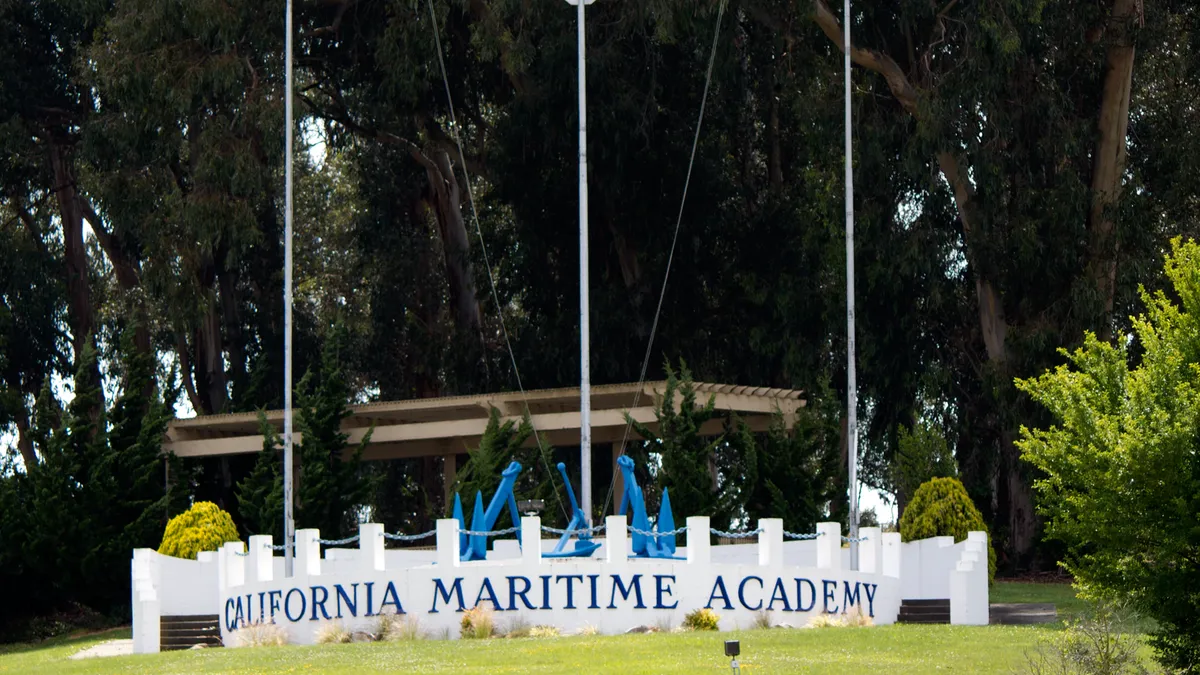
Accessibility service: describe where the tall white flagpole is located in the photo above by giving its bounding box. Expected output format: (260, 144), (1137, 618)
(843, 0), (859, 570)
(283, 0), (296, 577)
(567, 0), (595, 524)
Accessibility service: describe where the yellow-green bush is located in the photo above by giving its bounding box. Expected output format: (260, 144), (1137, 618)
(899, 477), (996, 582)
(158, 501), (240, 560)
(682, 608), (720, 631)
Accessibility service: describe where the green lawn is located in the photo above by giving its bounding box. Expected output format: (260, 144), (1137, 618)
(2, 624), (1061, 675)
(991, 581), (1087, 618)
(0, 583), (1130, 675)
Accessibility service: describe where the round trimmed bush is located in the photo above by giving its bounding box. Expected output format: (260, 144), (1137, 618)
(158, 501), (241, 560)
(899, 477), (996, 582)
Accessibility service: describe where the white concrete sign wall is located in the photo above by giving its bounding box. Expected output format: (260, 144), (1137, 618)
(130, 517), (989, 652)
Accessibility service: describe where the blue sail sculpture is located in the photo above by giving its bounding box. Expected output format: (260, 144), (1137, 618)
(453, 461), (523, 561)
(616, 455), (682, 559)
(542, 462), (601, 558)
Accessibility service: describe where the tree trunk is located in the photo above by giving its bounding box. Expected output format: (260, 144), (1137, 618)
(997, 427), (1036, 566)
(15, 409), (36, 468)
(424, 149), (482, 336)
(1087, 0), (1138, 338)
(49, 141), (102, 412)
(220, 267), (247, 402)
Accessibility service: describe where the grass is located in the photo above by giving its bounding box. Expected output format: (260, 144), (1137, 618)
(991, 581), (1088, 619)
(0, 583), (1135, 675)
(1, 624), (1066, 675)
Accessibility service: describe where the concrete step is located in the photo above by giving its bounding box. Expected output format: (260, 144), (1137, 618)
(898, 599), (950, 624)
(160, 614), (222, 650)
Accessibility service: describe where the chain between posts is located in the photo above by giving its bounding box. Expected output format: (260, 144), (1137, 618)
(540, 524), (606, 536)
(382, 530), (438, 542)
(841, 535), (869, 543)
(316, 535), (361, 546)
(459, 526), (521, 537)
(784, 531), (822, 540)
(629, 525), (689, 537)
(709, 528), (763, 540)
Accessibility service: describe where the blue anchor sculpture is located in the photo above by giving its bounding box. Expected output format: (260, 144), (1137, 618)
(616, 455), (682, 559)
(451, 460), (523, 561)
(542, 462), (601, 558)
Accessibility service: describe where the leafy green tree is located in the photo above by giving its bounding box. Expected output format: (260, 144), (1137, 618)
(891, 421), (957, 515)
(237, 326), (372, 539)
(743, 407), (841, 534)
(628, 362), (740, 529)
(1017, 238), (1200, 670)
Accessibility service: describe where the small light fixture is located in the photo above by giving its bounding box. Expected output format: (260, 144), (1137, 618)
(518, 499), (545, 517)
(724, 640), (741, 673)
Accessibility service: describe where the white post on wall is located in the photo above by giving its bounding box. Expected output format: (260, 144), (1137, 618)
(816, 522), (842, 570)
(436, 519), (461, 569)
(282, 0), (296, 579)
(359, 523), (385, 573)
(249, 535), (274, 582)
(605, 515), (627, 564)
(686, 516), (710, 565)
(757, 518), (784, 568)
(296, 529), (321, 577)
(565, 0), (596, 525)
(843, 0), (859, 572)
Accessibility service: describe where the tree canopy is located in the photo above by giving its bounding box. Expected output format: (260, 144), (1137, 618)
(2, 1), (1199, 637)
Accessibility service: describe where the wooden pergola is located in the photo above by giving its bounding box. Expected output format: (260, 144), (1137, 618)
(164, 381), (805, 507)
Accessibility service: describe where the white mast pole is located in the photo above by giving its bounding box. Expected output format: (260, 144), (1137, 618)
(283, 0), (296, 577)
(843, 0), (859, 570)
(569, 0), (594, 524)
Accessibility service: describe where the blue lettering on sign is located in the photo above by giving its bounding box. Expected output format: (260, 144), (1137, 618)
(284, 588), (307, 622)
(234, 596), (245, 628)
(653, 575), (678, 610)
(431, 578), (465, 613)
(364, 582), (376, 617)
(587, 574), (600, 609)
(738, 576), (764, 611)
(258, 592), (267, 625)
(609, 575), (646, 609)
(475, 578), (502, 611)
(843, 581), (861, 613)
(268, 590), (283, 621)
(767, 578), (791, 612)
(507, 576), (535, 611)
(822, 580), (839, 614)
(794, 578), (816, 612)
(335, 584), (358, 618)
(539, 576), (552, 610)
(556, 575), (583, 609)
(224, 598), (236, 632)
(380, 581), (405, 614)
(311, 586), (332, 621)
(706, 576), (734, 610)
(864, 583), (877, 617)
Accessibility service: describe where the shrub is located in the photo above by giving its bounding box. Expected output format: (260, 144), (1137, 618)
(528, 625), (560, 638)
(804, 614), (846, 629)
(314, 620), (351, 644)
(574, 623), (600, 636)
(1023, 600), (1151, 675)
(1017, 238), (1200, 671)
(899, 477), (995, 582)
(502, 616), (531, 638)
(236, 620), (289, 647)
(158, 501), (240, 560)
(682, 608), (720, 631)
(460, 605), (495, 639)
(379, 613), (423, 641)
(753, 611), (773, 630)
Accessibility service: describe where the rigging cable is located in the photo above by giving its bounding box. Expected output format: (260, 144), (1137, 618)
(599, 0), (729, 520)
(424, 0), (569, 522)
